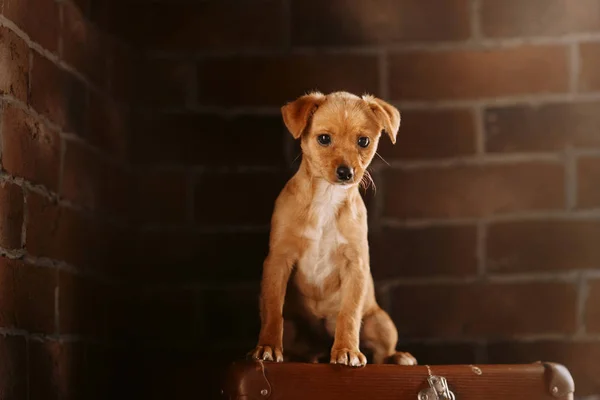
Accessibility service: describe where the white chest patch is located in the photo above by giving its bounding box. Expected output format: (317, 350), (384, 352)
(298, 181), (350, 287)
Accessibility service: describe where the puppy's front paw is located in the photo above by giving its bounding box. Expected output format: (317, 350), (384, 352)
(249, 345), (284, 362)
(330, 347), (367, 367)
(388, 351), (418, 366)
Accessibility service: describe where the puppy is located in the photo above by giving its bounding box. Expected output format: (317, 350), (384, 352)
(249, 91), (417, 367)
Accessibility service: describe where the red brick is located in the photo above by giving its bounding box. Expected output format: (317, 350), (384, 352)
(487, 341), (600, 396)
(130, 1), (285, 51)
(198, 55), (379, 107)
(60, 0), (107, 86)
(391, 282), (578, 339)
(59, 271), (107, 337)
(487, 220), (600, 273)
(1, 104), (61, 190)
(0, 27), (29, 102)
(29, 341), (85, 400)
(389, 46), (569, 101)
(485, 101), (600, 153)
(579, 42), (600, 92)
(30, 53), (86, 133)
(133, 113), (287, 167)
(481, 0), (600, 37)
(131, 231), (268, 284)
(383, 162), (565, 219)
(132, 170), (188, 225)
(0, 335), (27, 399)
(586, 279), (600, 333)
(0, 0), (58, 51)
(370, 225), (477, 279)
(25, 191), (106, 270)
(0, 256), (56, 333)
(86, 93), (129, 161)
(136, 60), (194, 107)
(0, 181), (23, 249)
(292, 0), (470, 46)
(61, 140), (130, 217)
(194, 171), (288, 226)
(577, 156), (600, 209)
(378, 109), (476, 160)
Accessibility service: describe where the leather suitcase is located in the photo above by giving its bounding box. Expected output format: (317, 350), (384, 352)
(221, 360), (575, 400)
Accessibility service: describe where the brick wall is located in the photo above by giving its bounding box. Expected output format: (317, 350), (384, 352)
(2, 0), (600, 399)
(0, 0), (133, 398)
(115, 1), (600, 398)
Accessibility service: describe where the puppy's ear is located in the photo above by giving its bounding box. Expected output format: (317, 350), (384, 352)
(281, 92), (326, 139)
(362, 95), (401, 144)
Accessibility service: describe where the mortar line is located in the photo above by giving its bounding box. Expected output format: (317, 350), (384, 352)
(569, 42), (581, 93)
(576, 272), (590, 336)
(565, 146), (578, 210)
(469, 0), (483, 40)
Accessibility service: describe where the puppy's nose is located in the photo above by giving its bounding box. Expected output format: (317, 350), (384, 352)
(336, 165), (353, 182)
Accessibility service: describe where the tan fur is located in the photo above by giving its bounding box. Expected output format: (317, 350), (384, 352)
(250, 91), (416, 367)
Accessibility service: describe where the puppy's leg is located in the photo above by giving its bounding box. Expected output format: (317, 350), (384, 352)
(361, 307), (417, 365)
(249, 252), (294, 362)
(330, 267), (368, 367)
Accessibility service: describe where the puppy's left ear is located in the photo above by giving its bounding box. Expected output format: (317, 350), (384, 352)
(362, 95), (401, 144)
(281, 91), (326, 139)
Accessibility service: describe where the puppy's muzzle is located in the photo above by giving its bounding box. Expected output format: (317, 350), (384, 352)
(336, 165), (354, 182)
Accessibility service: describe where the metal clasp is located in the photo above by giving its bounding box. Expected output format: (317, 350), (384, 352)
(418, 375), (456, 400)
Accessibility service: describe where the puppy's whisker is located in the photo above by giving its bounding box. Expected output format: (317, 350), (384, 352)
(375, 152), (390, 166)
(290, 153), (301, 166)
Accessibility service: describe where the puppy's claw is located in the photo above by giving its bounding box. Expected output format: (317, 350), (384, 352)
(389, 351), (418, 366)
(249, 345), (284, 363)
(330, 348), (367, 368)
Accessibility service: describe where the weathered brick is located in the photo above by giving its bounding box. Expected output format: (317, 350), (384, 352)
(131, 1), (285, 51)
(487, 341), (600, 396)
(86, 92), (129, 161)
(0, 256), (56, 333)
(579, 42), (600, 92)
(487, 220), (600, 273)
(383, 162), (565, 219)
(586, 279), (600, 333)
(485, 101), (600, 153)
(130, 231), (268, 284)
(0, 27), (29, 102)
(135, 60), (194, 108)
(61, 0), (107, 86)
(389, 46), (569, 101)
(29, 341), (85, 400)
(391, 282), (578, 339)
(132, 170), (188, 224)
(133, 113), (287, 166)
(0, 181), (23, 249)
(30, 53), (86, 134)
(370, 225), (478, 279)
(59, 271), (107, 337)
(0, 0), (58, 51)
(61, 140), (130, 217)
(26, 191), (105, 270)
(197, 55), (379, 107)
(481, 0), (600, 37)
(292, 0), (470, 46)
(0, 335), (27, 399)
(194, 171), (288, 226)
(577, 156), (600, 209)
(1, 104), (60, 191)
(378, 108), (477, 160)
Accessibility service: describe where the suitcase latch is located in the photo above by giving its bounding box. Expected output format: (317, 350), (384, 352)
(418, 375), (456, 400)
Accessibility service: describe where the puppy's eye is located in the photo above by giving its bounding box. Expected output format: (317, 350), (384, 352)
(317, 134), (331, 146)
(357, 136), (370, 148)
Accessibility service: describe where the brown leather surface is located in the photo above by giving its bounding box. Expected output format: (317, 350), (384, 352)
(222, 361), (575, 400)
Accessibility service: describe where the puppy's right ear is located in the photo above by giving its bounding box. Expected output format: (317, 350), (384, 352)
(281, 92), (326, 139)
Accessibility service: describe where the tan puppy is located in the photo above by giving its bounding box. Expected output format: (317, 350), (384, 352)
(250, 91), (417, 367)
